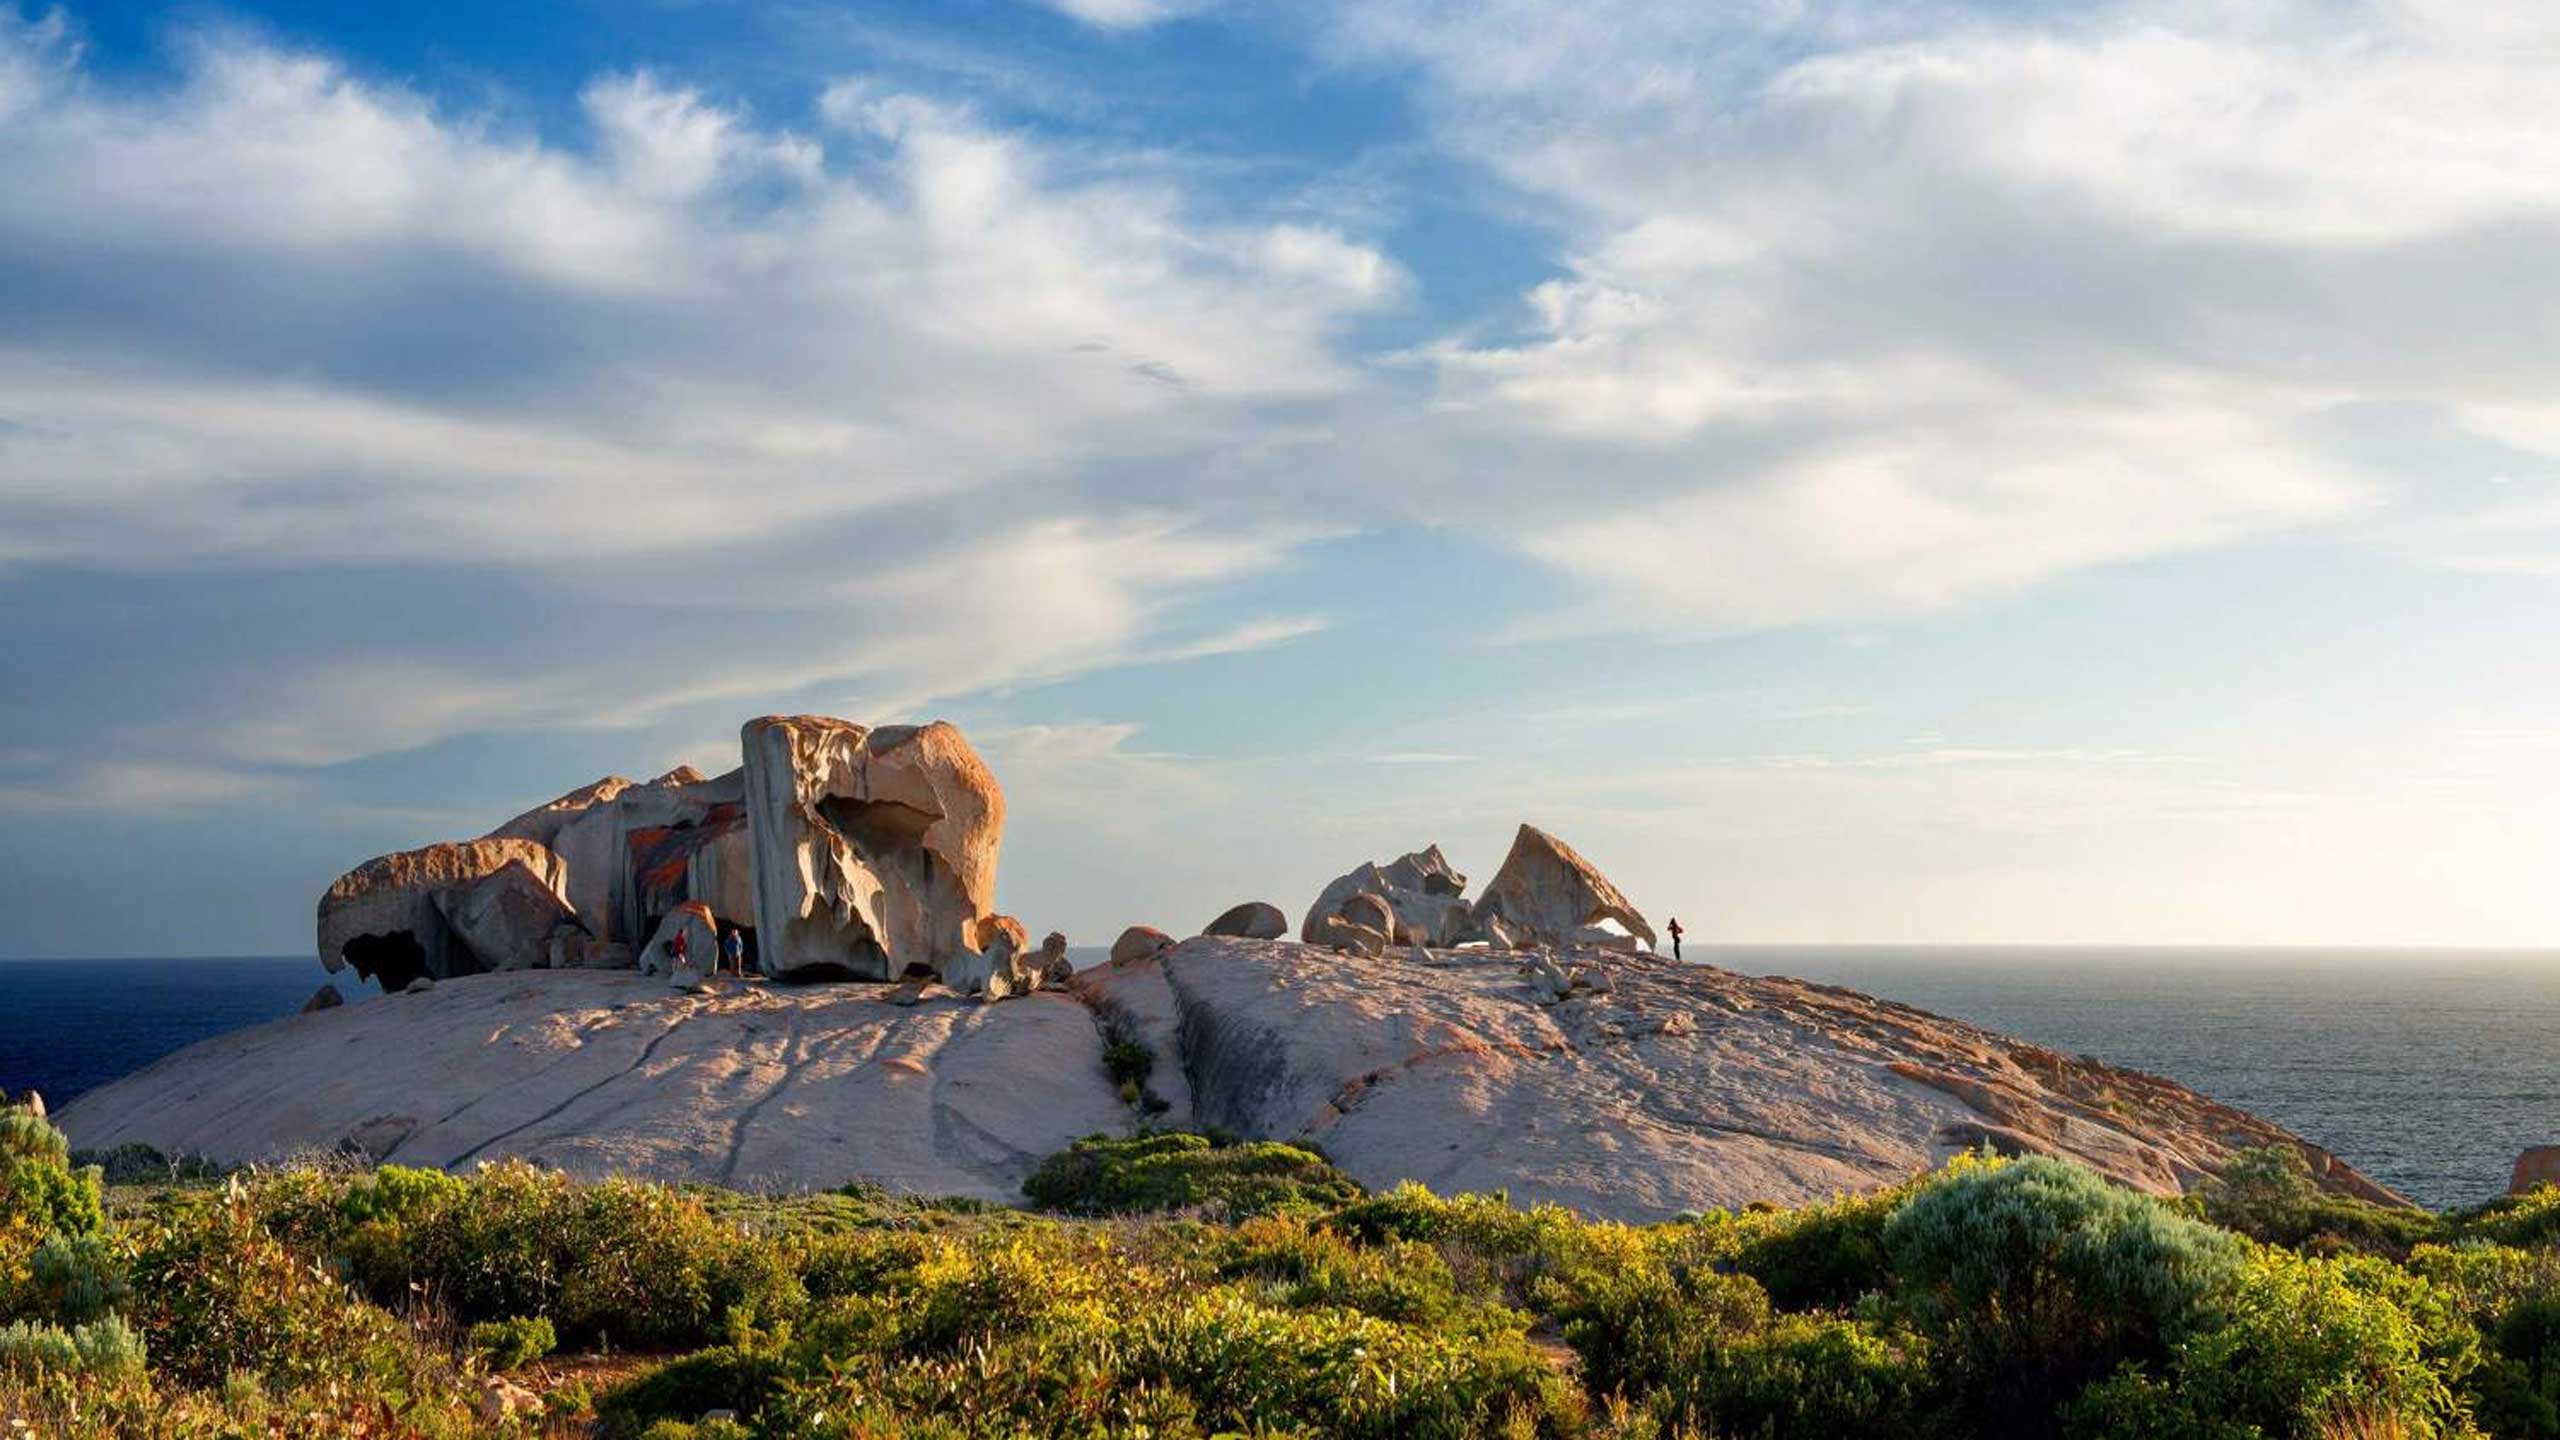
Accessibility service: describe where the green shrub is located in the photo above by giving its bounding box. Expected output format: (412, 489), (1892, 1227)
(2472, 1293), (2560, 1439)
(1726, 1186), (1902, 1311)
(468, 1312), (556, 1370)
(1635, 1312), (1936, 1438)
(2197, 1147), (2443, 1258)
(23, 1230), (129, 1326)
(0, 1108), (104, 1243)
(2067, 1251), (2472, 1440)
(1023, 1131), (1362, 1218)
(1103, 1039), (1154, 1088)
(2453, 1186), (2560, 1252)
(1884, 1156), (2245, 1427)
(124, 1194), (469, 1420)
(597, 1343), (789, 1440)
(1201, 1213), (1496, 1332)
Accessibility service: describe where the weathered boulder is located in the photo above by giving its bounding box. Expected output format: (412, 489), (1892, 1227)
(1338, 893), (1396, 939)
(1035, 932), (1074, 985)
(433, 860), (580, 973)
(301, 985), (343, 1014)
(947, 915), (1036, 999)
(638, 902), (718, 986)
(484, 776), (634, 847)
(318, 839), (572, 991)
(1314, 914), (1389, 956)
(1076, 938), (2409, 1220)
(740, 717), (1005, 983)
(1473, 824), (1655, 950)
(2514, 1146), (2560, 1195)
(1202, 901), (1288, 940)
(1111, 926), (1175, 965)
(1303, 845), (1475, 948)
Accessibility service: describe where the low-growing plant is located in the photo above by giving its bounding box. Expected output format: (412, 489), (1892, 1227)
(468, 1312), (556, 1370)
(1024, 1130), (1363, 1218)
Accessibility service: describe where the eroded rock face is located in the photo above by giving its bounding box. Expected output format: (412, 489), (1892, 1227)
(1079, 938), (2409, 1220)
(1302, 845), (1476, 948)
(319, 839), (572, 991)
(740, 716), (1005, 983)
(2514, 1146), (2560, 1195)
(433, 860), (579, 973)
(1473, 824), (1655, 951)
(1203, 901), (1288, 940)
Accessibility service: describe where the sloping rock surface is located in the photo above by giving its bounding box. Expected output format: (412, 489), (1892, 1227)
(1078, 938), (2402, 1220)
(58, 971), (1128, 1201)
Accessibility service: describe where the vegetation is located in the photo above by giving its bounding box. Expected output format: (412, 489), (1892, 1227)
(7, 1108), (2556, 1438)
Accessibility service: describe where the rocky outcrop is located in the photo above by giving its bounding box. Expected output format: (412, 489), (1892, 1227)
(1473, 824), (1655, 951)
(1202, 901), (1287, 940)
(1303, 845), (1475, 948)
(1077, 937), (2406, 1219)
(318, 839), (573, 991)
(739, 717), (1005, 983)
(2514, 1146), (2560, 1195)
(57, 971), (1129, 1200)
(301, 985), (343, 1013)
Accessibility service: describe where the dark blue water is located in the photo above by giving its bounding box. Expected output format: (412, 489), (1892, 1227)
(0, 956), (369, 1112)
(3, 949), (2553, 1208)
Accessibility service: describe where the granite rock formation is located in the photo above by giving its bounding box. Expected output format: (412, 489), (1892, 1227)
(739, 717), (1009, 983)
(1303, 845), (1476, 948)
(1073, 937), (2405, 1219)
(1473, 824), (1656, 951)
(2514, 1146), (2560, 1195)
(318, 839), (573, 991)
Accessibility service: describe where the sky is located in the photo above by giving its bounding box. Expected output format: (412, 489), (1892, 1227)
(3, 0), (2558, 958)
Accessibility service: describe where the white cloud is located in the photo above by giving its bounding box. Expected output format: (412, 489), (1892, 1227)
(1029, 0), (1213, 31)
(1323, 0), (2560, 630)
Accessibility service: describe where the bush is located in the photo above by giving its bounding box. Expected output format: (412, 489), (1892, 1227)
(597, 1343), (789, 1440)
(468, 1313), (556, 1370)
(1725, 1186), (1902, 1311)
(0, 1108), (105, 1244)
(1023, 1131), (1363, 1218)
(2198, 1148), (2442, 1259)
(2067, 1252), (2472, 1440)
(23, 1230), (129, 1326)
(1638, 1312), (1936, 1438)
(1884, 1156), (2245, 1427)
(0, 1314), (145, 1381)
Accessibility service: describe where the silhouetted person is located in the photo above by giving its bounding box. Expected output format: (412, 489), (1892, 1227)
(722, 927), (746, 978)
(1666, 917), (1684, 961)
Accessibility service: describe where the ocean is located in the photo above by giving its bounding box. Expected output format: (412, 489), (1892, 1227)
(3, 948), (2552, 1210)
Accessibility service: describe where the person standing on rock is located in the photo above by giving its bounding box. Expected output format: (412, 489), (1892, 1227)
(722, 927), (746, 978)
(1666, 917), (1684, 962)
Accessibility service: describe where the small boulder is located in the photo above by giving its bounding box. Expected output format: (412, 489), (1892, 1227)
(638, 902), (718, 984)
(1111, 926), (1175, 965)
(1315, 914), (1389, 957)
(2514, 1146), (2560, 1195)
(301, 984), (344, 1014)
(1202, 901), (1288, 940)
(1035, 932), (1074, 985)
(1338, 892), (1396, 938)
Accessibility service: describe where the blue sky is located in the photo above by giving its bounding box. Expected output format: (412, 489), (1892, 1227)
(4, 0), (2559, 957)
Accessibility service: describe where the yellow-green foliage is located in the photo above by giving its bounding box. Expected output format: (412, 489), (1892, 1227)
(1023, 1130), (1365, 1218)
(11, 1113), (2557, 1440)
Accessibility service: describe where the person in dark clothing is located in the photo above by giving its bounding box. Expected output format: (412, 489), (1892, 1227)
(722, 928), (747, 978)
(1666, 917), (1684, 961)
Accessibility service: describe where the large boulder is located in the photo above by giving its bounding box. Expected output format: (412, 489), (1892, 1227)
(1202, 901), (1288, 940)
(1472, 824), (1655, 950)
(1111, 926), (1175, 964)
(1302, 844), (1475, 948)
(318, 838), (572, 991)
(606, 768), (752, 945)
(2514, 1146), (2560, 1195)
(740, 717), (1005, 983)
(433, 860), (580, 973)
(638, 902), (718, 986)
